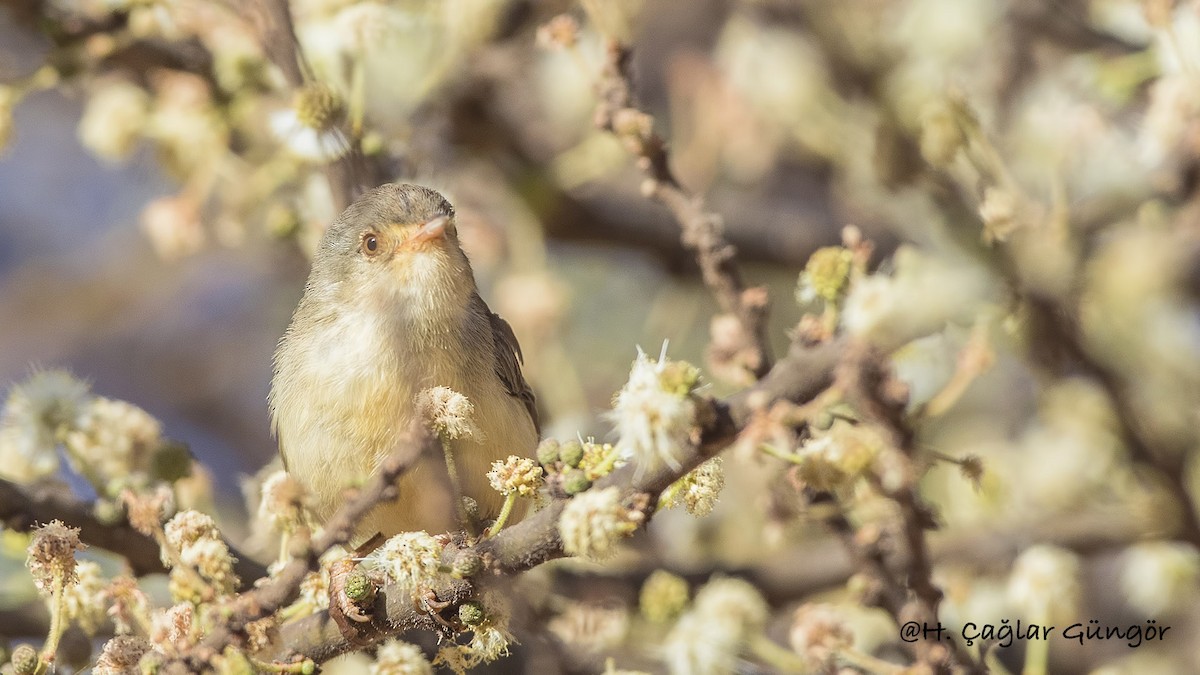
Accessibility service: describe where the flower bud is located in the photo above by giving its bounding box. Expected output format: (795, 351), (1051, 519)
(562, 469), (592, 495)
(536, 439), (561, 467)
(559, 441), (584, 468)
(10, 644), (37, 675)
(458, 600), (486, 627)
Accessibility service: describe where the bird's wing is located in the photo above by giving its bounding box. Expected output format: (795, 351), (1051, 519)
(478, 296), (540, 434)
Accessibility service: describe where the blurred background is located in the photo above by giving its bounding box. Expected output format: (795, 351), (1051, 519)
(3, 0), (1200, 673)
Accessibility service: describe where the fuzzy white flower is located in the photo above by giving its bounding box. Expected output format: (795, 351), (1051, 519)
(163, 510), (218, 554)
(0, 369), (91, 481)
(415, 386), (483, 441)
(487, 456), (543, 497)
(662, 457), (725, 517)
(1120, 541), (1200, 615)
(789, 603), (853, 669)
(468, 623), (512, 662)
(149, 602), (195, 651)
(841, 274), (898, 339)
(258, 469), (307, 533)
(4, 369), (90, 432)
(794, 421), (881, 492)
(64, 397), (163, 495)
(842, 247), (991, 345)
(610, 347), (701, 471)
(26, 520), (84, 595)
(62, 559), (108, 635)
(662, 576), (768, 675)
(0, 423), (59, 482)
(432, 614), (515, 671)
(371, 639), (433, 675)
(1008, 544), (1081, 623)
(366, 531), (444, 589)
(94, 636), (151, 675)
(663, 607), (739, 675)
(78, 79), (150, 162)
(693, 577), (768, 635)
(558, 486), (642, 560)
(177, 536), (238, 596)
(270, 107), (349, 162)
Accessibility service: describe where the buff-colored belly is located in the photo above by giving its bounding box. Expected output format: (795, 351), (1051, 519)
(275, 312), (536, 540)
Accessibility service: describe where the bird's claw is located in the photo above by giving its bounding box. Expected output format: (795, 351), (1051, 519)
(417, 588), (455, 629)
(329, 559), (376, 645)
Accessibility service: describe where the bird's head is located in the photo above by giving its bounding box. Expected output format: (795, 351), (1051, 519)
(309, 183), (475, 311)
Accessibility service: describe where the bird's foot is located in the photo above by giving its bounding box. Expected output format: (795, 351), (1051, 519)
(416, 588), (456, 630)
(329, 558), (377, 645)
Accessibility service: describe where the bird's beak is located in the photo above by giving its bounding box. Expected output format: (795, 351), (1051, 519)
(410, 215), (450, 245)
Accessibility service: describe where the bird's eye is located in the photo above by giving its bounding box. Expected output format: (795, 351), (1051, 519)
(362, 233), (380, 255)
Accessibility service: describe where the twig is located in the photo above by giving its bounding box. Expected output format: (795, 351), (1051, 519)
(594, 40), (774, 380)
(0, 478), (266, 586)
(181, 423), (435, 666)
(836, 344), (984, 675)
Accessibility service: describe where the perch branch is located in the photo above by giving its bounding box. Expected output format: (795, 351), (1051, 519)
(175, 423), (434, 667)
(264, 338), (843, 663)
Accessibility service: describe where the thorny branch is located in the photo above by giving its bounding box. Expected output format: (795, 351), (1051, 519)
(594, 40), (774, 381)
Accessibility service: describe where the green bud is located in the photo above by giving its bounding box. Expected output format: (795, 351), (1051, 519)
(804, 247), (853, 303)
(562, 469), (592, 495)
(451, 550), (483, 579)
(151, 441), (193, 483)
(301, 659), (316, 675)
(10, 645), (36, 675)
(536, 439), (561, 467)
(559, 441), (584, 468)
(344, 569), (375, 606)
(658, 360), (700, 397)
(813, 410), (834, 431)
(458, 601), (486, 627)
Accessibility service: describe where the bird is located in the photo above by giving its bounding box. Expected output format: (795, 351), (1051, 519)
(268, 183), (539, 541)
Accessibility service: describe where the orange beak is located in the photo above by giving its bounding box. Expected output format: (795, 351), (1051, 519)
(409, 215), (450, 245)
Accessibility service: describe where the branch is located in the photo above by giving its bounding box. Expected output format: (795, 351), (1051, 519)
(268, 338), (844, 662)
(181, 424), (435, 666)
(0, 478), (266, 586)
(835, 345), (984, 675)
(594, 41), (774, 380)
